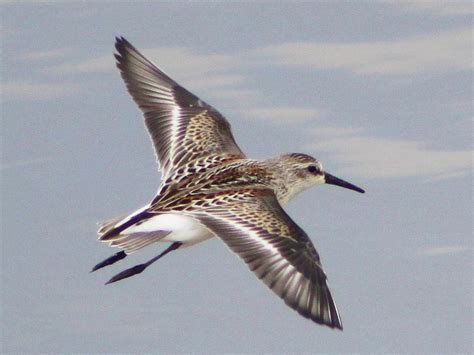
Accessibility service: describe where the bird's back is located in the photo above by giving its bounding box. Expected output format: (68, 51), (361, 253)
(151, 158), (275, 210)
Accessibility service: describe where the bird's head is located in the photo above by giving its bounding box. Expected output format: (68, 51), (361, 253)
(274, 153), (365, 204)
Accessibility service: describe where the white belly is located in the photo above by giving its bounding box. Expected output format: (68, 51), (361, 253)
(121, 213), (213, 247)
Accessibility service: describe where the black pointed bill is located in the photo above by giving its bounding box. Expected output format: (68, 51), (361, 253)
(324, 172), (365, 194)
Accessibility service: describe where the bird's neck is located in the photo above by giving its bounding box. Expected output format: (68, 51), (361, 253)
(260, 158), (303, 205)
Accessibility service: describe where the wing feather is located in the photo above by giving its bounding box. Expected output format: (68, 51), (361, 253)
(114, 37), (245, 178)
(186, 191), (343, 329)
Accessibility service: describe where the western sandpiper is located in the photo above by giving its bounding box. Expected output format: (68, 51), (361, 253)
(92, 37), (365, 330)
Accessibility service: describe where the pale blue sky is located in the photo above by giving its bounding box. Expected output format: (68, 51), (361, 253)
(1, 2), (472, 353)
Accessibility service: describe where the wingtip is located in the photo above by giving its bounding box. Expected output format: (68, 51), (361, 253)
(115, 35), (126, 44)
(114, 36), (131, 54)
(331, 317), (343, 330)
(307, 312), (343, 330)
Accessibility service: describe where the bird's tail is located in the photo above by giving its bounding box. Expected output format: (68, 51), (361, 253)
(97, 212), (171, 254)
(107, 231), (171, 254)
(97, 215), (128, 238)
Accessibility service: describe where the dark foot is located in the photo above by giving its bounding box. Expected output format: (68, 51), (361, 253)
(105, 264), (147, 285)
(91, 251), (127, 272)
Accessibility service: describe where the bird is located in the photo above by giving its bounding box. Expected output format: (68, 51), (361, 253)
(92, 36), (365, 330)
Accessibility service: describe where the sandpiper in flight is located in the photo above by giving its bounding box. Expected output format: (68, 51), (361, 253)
(92, 37), (365, 330)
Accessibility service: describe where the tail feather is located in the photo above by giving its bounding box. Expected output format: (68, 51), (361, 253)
(97, 208), (168, 253)
(97, 214), (128, 237)
(98, 206), (152, 241)
(109, 231), (171, 254)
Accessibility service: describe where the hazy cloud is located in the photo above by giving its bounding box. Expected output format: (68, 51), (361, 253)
(244, 106), (324, 125)
(394, 1), (473, 16)
(47, 46), (250, 105)
(49, 47), (237, 78)
(48, 27), (472, 79)
(255, 27), (471, 74)
(49, 55), (111, 73)
(21, 48), (69, 61)
(186, 74), (245, 88)
(417, 245), (470, 256)
(308, 127), (472, 180)
(205, 88), (261, 102)
(47, 46), (247, 104)
(40, 26), (471, 110)
(1, 81), (77, 101)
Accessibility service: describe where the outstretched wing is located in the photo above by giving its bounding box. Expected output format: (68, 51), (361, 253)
(184, 190), (342, 329)
(114, 37), (245, 179)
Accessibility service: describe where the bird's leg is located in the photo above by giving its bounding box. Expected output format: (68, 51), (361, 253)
(105, 242), (182, 285)
(91, 251), (127, 272)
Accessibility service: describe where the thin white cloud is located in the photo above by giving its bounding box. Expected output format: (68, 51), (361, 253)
(308, 127), (472, 180)
(44, 46), (331, 121)
(49, 55), (111, 73)
(21, 48), (69, 61)
(41, 26), (471, 108)
(49, 46), (236, 78)
(206, 88), (261, 102)
(1, 81), (77, 101)
(48, 26), (472, 79)
(143, 48), (235, 80)
(184, 74), (246, 90)
(46, 46), (250, 105)
(183, 74), (259, 103)
(244, 106), (324, 125)
(139, 49), (255, 104)
(255, 27), (471, 74)
(394, 1), (473, 16)
(417, 245), (470, 256)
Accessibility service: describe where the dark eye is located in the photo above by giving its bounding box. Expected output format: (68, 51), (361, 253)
(307, 165), (318, 173)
